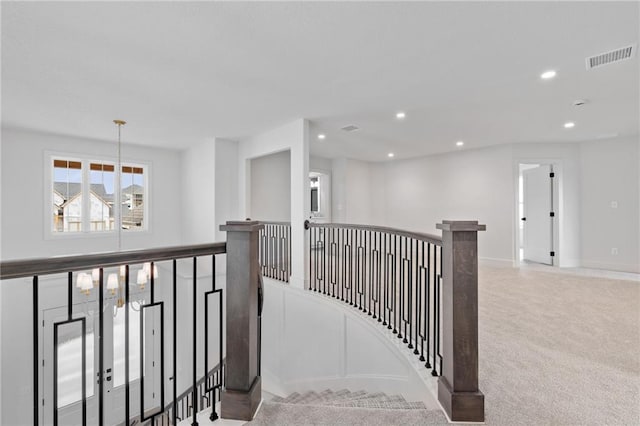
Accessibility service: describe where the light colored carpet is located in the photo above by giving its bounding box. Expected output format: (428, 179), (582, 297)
(479, 266), (640, 425)
(250, 266), (640, 425)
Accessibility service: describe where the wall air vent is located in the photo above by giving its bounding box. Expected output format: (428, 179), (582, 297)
(341, 125), (360, 132)
(586, 45), (635, 70)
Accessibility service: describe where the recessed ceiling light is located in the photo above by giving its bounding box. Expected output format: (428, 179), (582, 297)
(317, 134), (326, 140)
(564, 122), (575, 129)
(396, 112), (406, 119)
(540, 70), (557, 80)
(388, 153), (395, 158)
(456, 141), (464, 147)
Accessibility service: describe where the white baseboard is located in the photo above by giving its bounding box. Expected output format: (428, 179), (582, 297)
(479, 257), (514, 268)
(578, 260), (640, 274)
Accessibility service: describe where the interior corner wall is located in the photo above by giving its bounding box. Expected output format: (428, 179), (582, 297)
(249, 150), (291, 222)
(330, 157), (375, 225)
(214, 139), (240, 273)
(237, 119), (309, 288)
(181, 139), (216, 245)
(579, 136), (639, 272)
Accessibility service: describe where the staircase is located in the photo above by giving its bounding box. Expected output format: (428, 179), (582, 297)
(249, 389), (449, 425)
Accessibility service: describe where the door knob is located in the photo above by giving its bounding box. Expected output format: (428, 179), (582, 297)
(521, 217), (526, 221)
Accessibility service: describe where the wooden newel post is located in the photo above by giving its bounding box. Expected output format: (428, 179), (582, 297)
(220, 220), (264, 421)
(436, 220), (486, 422)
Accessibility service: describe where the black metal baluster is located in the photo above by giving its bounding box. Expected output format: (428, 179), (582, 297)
(313, 227), (318, 291)
(351, 229), (355, 306)
(393, 235), (398, 335)
(407, 238), (413, 349)
(367, 230), (372, 315)
(54, 273), (87, 426)
(126, 265), (131, 425)
(172, 260), (177, 426)
(426, 243), (432, 369)
(414, 240), (425, 361)
(377, 232), (382, 322)
(432, 246), (439, 377)
(355, 230), (360, 308)
(323, 227), (328, 295)
(383, 233), (388, 328)
(99, 268), (104, 426)
(438, 245), (443, 375)
(192, 257), (199, 425)
(340, 228), (344, 301)
(33, 275), (39, 426)
(399, 236), (405, 340)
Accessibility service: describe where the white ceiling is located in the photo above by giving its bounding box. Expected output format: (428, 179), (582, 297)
(2, 1), (638, 161)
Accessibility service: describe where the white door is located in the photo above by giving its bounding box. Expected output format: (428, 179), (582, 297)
(42, 297), (150, 426)
(522, 165), (553, 265)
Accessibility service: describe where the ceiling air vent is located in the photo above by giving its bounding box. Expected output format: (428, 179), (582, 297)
(586, 45), (635, 70)
(341, 125), (360, 132)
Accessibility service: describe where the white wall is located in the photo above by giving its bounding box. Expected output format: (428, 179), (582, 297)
(261, 278), (435, 406)
(579, 136), (639, 272)
(372, 144), (515, 263)
(331, 138), (638, 272)
(249, 150), (291, 222)
(237, 119), (309, 288)
(331, 157), (374, 224)
(181, 139), (217, 245)
(310, 155), (332, 173)
(1, 127), (183, 260)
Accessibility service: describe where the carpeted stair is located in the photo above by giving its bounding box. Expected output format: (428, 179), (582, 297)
(248, 389), (449, 425)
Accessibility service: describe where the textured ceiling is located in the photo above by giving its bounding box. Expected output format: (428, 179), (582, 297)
(2, 1), (638, 160)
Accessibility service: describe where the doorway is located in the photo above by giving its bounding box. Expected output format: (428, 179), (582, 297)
(309, 171), (331, 222)
(518, 163), (557, 266)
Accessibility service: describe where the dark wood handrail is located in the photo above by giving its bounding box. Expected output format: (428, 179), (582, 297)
(0, 242), (227, 280)
(306, 221), (443, 245)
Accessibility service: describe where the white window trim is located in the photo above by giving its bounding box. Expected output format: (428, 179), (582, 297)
(44, 151), (151, 240)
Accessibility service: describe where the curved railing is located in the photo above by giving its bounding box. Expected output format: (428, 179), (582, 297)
(258, 221), (292, 282)
(304, 220), (486, 422)
(305, 221), (444, 376)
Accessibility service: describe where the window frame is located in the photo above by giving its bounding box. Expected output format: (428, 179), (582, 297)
(45, 151), (151, 239)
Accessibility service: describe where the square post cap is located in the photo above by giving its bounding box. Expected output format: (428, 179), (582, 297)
(436, 220), (486, 232)
(220, 220), (265, 232)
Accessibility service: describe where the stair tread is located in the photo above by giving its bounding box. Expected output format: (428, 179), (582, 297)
(273, 389), (423, 410)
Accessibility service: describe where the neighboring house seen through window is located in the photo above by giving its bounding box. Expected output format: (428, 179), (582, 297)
(52, 157), (147, 234)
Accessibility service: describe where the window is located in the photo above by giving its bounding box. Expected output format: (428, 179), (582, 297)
(89, 163), (116, 231)
(50, 156), (147, 234)
(120, 166), (145, 230)
(53, 159), (83, 232)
